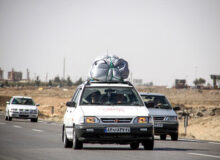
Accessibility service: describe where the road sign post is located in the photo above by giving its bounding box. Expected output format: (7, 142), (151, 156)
(184, 114), (188, 135)
(51, 106), (54, 115)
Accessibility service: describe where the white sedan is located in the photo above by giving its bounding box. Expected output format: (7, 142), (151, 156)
(5, 96), (39, 122)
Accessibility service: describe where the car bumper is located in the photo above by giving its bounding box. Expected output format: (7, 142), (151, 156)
(154, 121), (178, 135)
(9, 112), (38, 119)
(74, 123), (154, 144)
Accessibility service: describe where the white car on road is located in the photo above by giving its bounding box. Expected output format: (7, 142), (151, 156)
(5, 96), (39, 122)
(62, 80), (154, 150)
(140, 93), (179, 141)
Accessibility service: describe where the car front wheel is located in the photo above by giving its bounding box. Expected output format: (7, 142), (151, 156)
(73, 129), (83, 149)
(5, 113), (8, 121)
(130, 143), (139, 150)
(171, 133), (178, 141)
(142, 136), (154, 150)
(8, 117), (12, 121)
(31, 118), (38, 122)
(63, 128), (73, 148)
(8, 112), (12, 121)
(160, 134), (167, 140)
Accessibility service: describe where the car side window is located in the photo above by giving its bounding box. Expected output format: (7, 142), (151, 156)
(10, 98), (14, 104)
(74, 88), (82, 104)
(72, 88), (82, 104)
(71, 88), (80, 101)
(12, 98), (18, 104)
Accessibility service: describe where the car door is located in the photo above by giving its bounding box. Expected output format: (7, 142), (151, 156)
(64, 87), (82, 127)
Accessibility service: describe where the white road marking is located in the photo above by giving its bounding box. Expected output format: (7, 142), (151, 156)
(188, 153), (220, 159)
(51, 123), (58, 125)
(179, 138), (198, 142)
(155, 136), (199, 142)
(0, 122), (6, 125)
(209, 142), (220, 145)
(13, 125), (22, 128)
(32, 129), (43, 132)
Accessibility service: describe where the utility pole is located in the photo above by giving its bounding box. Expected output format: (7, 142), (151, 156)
(63, 57), (65, 80)
(45, 73), (48, 82)
(27, 68), (30, 81)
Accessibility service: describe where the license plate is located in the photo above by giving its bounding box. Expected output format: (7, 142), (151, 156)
(20, 115), (28, 117)
(20, 112), (28, 115)
(154, 123), (163, 127)
(104, 127), (130, 133)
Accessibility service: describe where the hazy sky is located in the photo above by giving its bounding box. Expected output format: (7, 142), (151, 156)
(0, 0), (220, 86)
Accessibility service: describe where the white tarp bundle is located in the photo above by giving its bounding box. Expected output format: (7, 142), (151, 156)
(89, 55), (129, 81)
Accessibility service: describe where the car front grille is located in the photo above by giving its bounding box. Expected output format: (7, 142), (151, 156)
(153, 116), (165, 121)
(19, 109), (30, 112)
(101, 118), (132, 124)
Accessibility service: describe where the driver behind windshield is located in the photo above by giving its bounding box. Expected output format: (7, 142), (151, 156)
(154, 98), (162, 107)
(90, 91), (101, 104)
(116, 94), (126, 104)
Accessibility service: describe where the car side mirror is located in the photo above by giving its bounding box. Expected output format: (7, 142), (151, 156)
(66, 101), (76, 107)
(36, 104), (40, 107)
(173, 106), (181, 111)
(6, 101), (9, 104)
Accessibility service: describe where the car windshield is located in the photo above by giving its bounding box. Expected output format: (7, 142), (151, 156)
(80, 87), (144, 106)
(12, 98), (35, 105)
(141, 95), (172, 109)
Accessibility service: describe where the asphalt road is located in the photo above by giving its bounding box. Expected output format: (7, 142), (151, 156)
(0, 113), (220, 160)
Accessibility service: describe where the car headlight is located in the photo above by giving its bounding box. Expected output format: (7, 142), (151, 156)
(84, 116), (100, 124)
(165, 116), (177, 121)
(134, 117), (149, 124)
(30, 109), (38, 114)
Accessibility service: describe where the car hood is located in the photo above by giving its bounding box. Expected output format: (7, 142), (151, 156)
(80, 105), (149, 117)
(147, 108), (177, 116)
(9, 104), (37, 110)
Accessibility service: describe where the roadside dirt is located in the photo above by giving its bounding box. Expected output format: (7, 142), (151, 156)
(0, 87), (220, 141)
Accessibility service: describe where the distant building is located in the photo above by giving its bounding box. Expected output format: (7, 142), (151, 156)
(8, 68), (22, 81)
(133, 79), (143, 86)
(210, 75), (220, 89)
(0, 68), (3, 80)
(175, 79), (187, 89)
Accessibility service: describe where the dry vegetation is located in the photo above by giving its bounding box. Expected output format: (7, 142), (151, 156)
(0, 86), (220, 141)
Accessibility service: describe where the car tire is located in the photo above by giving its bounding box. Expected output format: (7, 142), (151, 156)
(73, 129), (83, 149)
(8, 117), (12, 121)
(130, 143), (139, 150)
(160, 134), (167, 140)
(63, 128), (73, 148)
(31, 118), (38, 122)
(8, 112), (12, 121)
(143, 136), (154, 150)
(7, 111), (12, 121)
(5, 113), (8, 121)
(171, 133), (178, 141)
